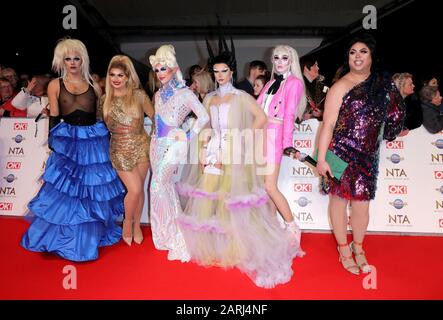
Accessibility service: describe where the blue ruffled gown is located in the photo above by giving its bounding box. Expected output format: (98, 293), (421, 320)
(20, 79), (125, 262)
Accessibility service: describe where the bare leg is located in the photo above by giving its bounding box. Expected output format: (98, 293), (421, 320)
(117, 169), (145, 245)
(329, 195), (359, 274)
(133, 161), (149, 243)
(329, 195), (349, 246)
(350, 200), (371, 273)
(349, 200), (370, 244)
(264, 164), (293, 222)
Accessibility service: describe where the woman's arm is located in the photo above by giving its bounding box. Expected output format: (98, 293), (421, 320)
(47, 79), (60, 117)
(185, 90), (210, 137)
(141, 91), (155, 119)
(282, 78), (302, 149)
(316, 81), (345, 177)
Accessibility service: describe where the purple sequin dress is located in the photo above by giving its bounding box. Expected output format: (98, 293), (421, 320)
(322, 72), (406, 200)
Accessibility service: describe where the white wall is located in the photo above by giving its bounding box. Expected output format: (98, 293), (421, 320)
(120, 37), (323, 80)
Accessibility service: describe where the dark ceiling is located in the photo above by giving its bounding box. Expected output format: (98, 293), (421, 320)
(2, 0), (440, 86)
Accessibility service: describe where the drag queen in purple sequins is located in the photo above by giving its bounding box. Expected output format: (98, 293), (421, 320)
(317, 34), (405, 275)
(149, 45), (209, 262)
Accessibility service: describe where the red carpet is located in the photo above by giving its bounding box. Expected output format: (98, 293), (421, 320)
(1, 217), (442, 300)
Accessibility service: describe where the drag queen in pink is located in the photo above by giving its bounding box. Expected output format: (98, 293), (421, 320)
(149, 45), (209, 262)
(257, 45), (306, 240)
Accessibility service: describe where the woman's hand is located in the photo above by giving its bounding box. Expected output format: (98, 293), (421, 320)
(199, 146), (208, 166)
(283, 147), (301, 160)
(26, 77), (37, 94)
(171, 129), (187, 141)
(316, 159), (333, 178)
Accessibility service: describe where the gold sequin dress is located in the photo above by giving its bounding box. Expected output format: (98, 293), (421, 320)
(103, 89), (151, 171)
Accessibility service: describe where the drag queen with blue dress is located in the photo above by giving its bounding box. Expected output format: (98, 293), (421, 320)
(149, 45), (209, 262)
(20, 38), (125, 262)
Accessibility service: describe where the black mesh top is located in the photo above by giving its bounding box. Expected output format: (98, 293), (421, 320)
(58, 78), (97, 126)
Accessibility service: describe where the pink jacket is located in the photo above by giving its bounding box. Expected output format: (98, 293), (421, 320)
(257, 74), (304, 149)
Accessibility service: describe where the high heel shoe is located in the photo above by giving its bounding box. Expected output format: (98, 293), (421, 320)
(122, 219), (133, 246)
(337, 243), (360, 275)
(133, 223), (144, 245)
(350, 241), (372, 273)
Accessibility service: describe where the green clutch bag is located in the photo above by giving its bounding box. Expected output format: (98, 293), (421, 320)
(312, 149), (349, 181)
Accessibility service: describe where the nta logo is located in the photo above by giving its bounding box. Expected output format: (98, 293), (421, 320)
(388, 214), (411, 225)
(294, 123), (314, 134)
(294, 212), (314, 222)
(431, 154), (443, 163)
(0, 187), (16, 196)
(292, 166), (315, 177)
(386, 168), (407, 178)
(8, 147), (24, 156)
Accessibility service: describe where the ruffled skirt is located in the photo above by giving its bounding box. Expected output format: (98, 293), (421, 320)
(20, 121), (125, 262)
(177, 166), (304, 289)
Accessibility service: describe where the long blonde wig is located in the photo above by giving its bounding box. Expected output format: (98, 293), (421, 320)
(52, 38), (93, 86)
(270, 45), (307, 121)
(149, 44), (184, 84)
(103, 55), (142, 119)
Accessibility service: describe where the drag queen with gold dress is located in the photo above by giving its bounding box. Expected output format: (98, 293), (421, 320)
(101, 55), (154, 246)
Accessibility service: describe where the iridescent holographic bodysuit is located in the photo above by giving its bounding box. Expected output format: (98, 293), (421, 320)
(150, 78), (209, 262)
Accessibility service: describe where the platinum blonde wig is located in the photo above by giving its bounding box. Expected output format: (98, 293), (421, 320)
(149, 44), (184, 83)
(271, 45), (307, 121)
(52, 38), (93, 85)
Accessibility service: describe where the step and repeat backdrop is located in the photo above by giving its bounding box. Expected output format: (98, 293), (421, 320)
(1, 117), (442, 234)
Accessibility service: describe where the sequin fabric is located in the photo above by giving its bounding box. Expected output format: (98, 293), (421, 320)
(150, 83), (209, 262)
(103, 90), (150, 171)
(322, 72), (405, 200)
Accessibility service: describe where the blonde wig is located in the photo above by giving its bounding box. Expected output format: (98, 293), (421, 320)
(270, 45), (307, 121)
(52, 38), (93, 86)
(149, 44), (184, 84)
(103, 55), (142, 119)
